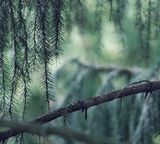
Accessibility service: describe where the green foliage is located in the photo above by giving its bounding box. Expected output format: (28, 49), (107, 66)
(55, 60), (160, 144)
(0, 0), (160, 143)
(0, 0), (64, 118)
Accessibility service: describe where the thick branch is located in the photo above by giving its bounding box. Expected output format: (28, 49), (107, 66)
(0, 119), (107, 144)
(0, 80), (160, 141)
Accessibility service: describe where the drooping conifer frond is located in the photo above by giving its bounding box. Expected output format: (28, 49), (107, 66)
(0, 1), (11, 117)
(35, 0), (54, 111)
(1, 0), (65, 117)
(17, 0), (30, 120)
(18, 0), (30, 78)
(8, 0), (24, 119)
(0, 3), (6, 107)
(51, 0), (64, 58)
(29, 9), (39, 70)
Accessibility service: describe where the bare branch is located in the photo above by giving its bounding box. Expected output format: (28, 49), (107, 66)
(0, 80), (160, 141)
(0, 119), (107, 144)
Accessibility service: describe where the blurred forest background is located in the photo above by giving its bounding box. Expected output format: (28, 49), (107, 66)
(0, 0), (160, 144)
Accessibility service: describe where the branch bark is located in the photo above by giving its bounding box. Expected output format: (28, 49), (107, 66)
(0, 119), (107, 144)
(0, 80), (160, 141)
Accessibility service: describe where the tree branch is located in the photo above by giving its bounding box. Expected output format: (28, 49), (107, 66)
(72, 58), (141, 76)
(0, 80), (160, 141)
(0, 119), (107, 144)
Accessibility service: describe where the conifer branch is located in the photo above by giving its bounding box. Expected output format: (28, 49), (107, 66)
(51, 0), (64, 58)
(0, 46), (6, 106)
(35, 0), (54, 111)
(8, 0), (19, 119)
(42, 9), (50, 111)
(29, 12), (39, 70)
(0, 80), (160, 141)
(18, 0), (30, 120)
(0, 2), (7, 108)
(0, 1), (11, 118)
